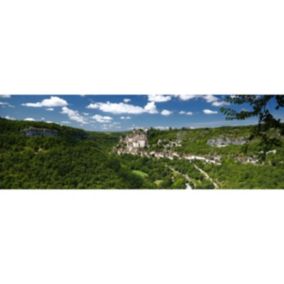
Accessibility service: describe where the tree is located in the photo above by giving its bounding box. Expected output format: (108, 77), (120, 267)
(221, 95), (284, 160)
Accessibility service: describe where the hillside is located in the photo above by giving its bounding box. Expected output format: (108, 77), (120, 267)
(1, 118), (284, 189)
(0, 118), (135, 189)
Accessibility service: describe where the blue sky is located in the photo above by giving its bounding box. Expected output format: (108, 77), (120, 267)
(1, 95), (284, 131)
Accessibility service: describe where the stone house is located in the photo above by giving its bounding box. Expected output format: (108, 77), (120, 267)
(117, 129), (148, 154)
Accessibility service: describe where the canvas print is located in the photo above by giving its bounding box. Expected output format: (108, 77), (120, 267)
(0, 94), (284, 189)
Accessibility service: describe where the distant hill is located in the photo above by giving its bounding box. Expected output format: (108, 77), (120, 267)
(0, 118), (139, 189)
(1, 118), (284, 189)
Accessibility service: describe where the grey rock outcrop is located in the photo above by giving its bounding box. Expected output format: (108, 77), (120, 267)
(23, 127), (58, 137)
(207, 136), (246, 147)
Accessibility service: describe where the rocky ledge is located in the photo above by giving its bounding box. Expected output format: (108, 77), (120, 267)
(207, 136), (247, 147)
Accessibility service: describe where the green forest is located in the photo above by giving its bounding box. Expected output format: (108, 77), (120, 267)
(0, 117), (284, 189)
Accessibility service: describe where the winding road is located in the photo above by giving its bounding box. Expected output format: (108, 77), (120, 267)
(193, 164), (219, 189)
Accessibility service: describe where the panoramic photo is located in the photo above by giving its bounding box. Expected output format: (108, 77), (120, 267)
(1, 94), (284, 189)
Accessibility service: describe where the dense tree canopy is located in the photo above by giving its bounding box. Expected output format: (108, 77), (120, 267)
(221, 95), (284, 160)
(1, 117), (283, 189)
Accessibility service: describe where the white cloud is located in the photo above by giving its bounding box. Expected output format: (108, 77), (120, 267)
(211, 100), (229, 107)
(154, 126), (170, 130)
(179, 111), (193, 115)
(203, 109), (218, 114)
(161, 109), (172, 116)
(123, 98), (131, 103)
(87, 102), (142, 114)
(203, 95), (229, 107)
(46, 108), (54, 111)
(203, 95), (218, 103)
(61, 106), (86, 124)
(175, 94), (227, 108)
(22, 96), (68, 108)
(120, 116), (131, 120)
(0, 94), (11, 98)
(144, 101), (158, 114)
(4, 115), (15, 120)
(93, 114), (113, 123)
(24, 117), (35, 121)
(175, 95), (199, 101)
(87, 101), (158, 115)
(0, 101), (14, 107)
(175, 94), (217, 102)
(148, 94), (172, 103)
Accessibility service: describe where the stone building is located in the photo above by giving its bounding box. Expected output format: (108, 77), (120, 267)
(117, 129), (148, 154)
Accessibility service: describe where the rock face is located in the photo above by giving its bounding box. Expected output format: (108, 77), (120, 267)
(207, 136), (246, 147)
(23, 127), (58, 137)
(117, 129), (148, 154)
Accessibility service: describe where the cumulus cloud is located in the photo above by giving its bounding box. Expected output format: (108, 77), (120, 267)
(88, 102), (143, 114)
(0, 101), (14, 107)
(175, 94), (228, 107)
(46, 108), (54, 111)
(179, 111), (193, 115)
(202, 95), (228, 106)
(203, 95), (217, 103)
(24, 117), (35, 121)
(175, 95), (199, 101)
(203, 109), (218, 114)
(93, 114), (113, 123)
(61, 106), (86, 124)
(175, 95), (218, 102)
(22, 96), (68, 108)
(120, 116), (131, 120)
(161, 109), (172, 116)
(87, 101), (158, 115)
(4, 115), (15, 120)
(144, 101), (158, 114)
(211, 100), (229, 107)
(148, 94), (172, 103)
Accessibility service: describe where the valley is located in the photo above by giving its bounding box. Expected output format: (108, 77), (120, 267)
(1, 117), (284, 189)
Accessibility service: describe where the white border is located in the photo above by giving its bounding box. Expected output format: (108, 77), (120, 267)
(1, 0), (284, 283)
(0, 190), (284, 284)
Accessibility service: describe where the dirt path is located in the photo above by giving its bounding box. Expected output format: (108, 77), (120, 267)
(168, 166), (195, 189)
(193, 164), (219, 189)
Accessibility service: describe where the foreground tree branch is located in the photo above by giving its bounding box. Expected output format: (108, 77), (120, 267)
(221, 95), (284, 160)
